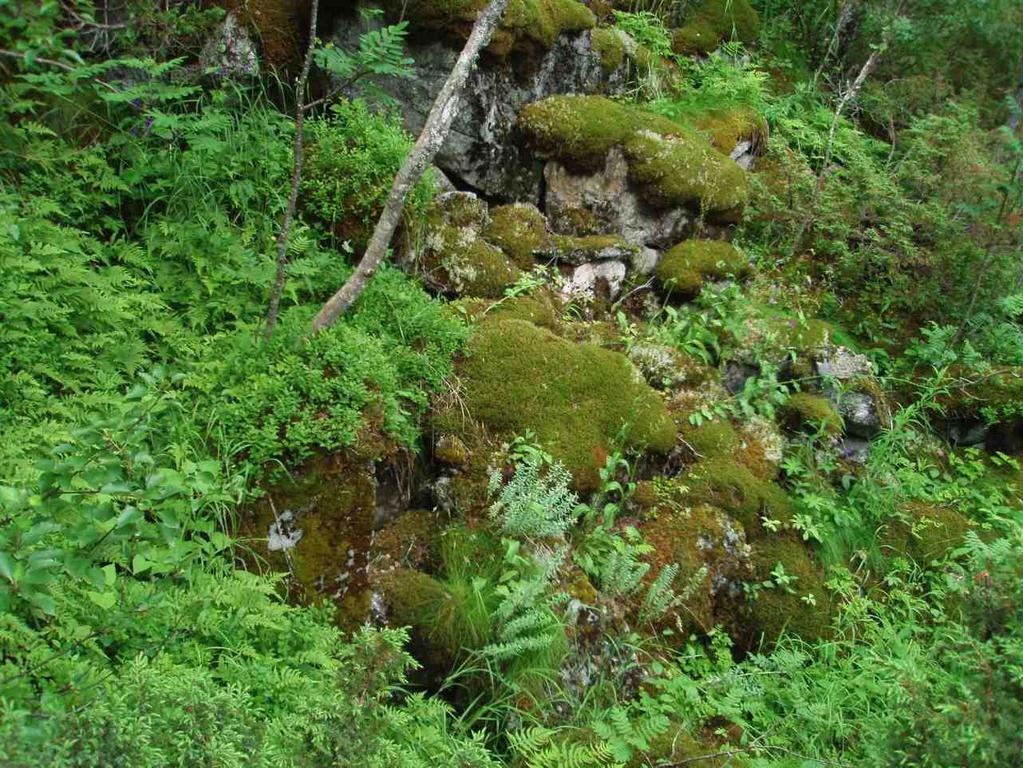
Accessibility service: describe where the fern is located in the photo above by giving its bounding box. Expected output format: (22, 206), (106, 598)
(639, 563), (680, 623)
(510, 725), (622, 768)
(488, 454), (581, 540)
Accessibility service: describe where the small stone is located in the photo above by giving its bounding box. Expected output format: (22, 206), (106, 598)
(836, 391), (881, 438)
(435, 435), (469, 467)
(562, 260), (627, 299)
(816, 346), (875, 381)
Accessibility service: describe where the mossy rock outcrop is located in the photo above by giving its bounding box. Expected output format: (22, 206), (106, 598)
(629, 727), (749, 768)
(382, 0), (595, 56)
(423, 224), (520, 298)
(690, 105), (769, 160)
(519, 95), (749, 217)
(672, 0), (760, 55)
(748, 535), (833, 647)
(642, 501), (751, 635)
(656, 239), (750, 297)
(518, 94), (682, 171)
(623, 130), (749, 215)
(239, 455), (379, 628)
(459, 317), (677, 491)
(684, 458), (793, 534)
(421, 193), (521, 298)
(782, 392), (844, 436)
(452, 292), (563, 331)
(216, 0), (299, 70)
(486, 203), (550, 269)
(590, 26), (626, 73)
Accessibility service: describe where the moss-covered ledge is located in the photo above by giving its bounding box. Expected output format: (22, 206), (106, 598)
(381, 0), (595, 56)
(518, 95), (749, 216)
(655, 239), (751, 297)
(458, 317), (677, 491)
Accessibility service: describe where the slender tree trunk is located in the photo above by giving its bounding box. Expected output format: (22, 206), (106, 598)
(311, 0), (510, 334)
(264, 0), (320, 342)
(788, 45), (883, 258)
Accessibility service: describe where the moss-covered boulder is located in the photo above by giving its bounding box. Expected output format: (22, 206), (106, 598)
(423, 224), (520, 298)
(520, 96), (750, 239)
(372, 509), (443, 572)
(884, 501), (972, 565)
(519, 96), (749, 215)
(684, 458), (793, 534)
(655, 239), (750, 297)
(630, 727), (749, 768)
(672, 0), (761, 55)
(783, 392), (844, 436)
(590, 26), (626, 73)
(381, 0), (595, 56)
(690, 105), (769, 162)
(421, 193), (521, 298)
(460, 318), (677, 490)
(623, 130), (750, 215)
(486, 203), (550, 269)
(748, 535), (832, 647)
(642, 502), (751, 634)
(518, 94), (681, 171)
(239, 456), (379, 628)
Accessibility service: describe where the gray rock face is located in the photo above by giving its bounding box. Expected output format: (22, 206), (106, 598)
(200, 11), (259, 79)
(815, 346), (875, 381)
(815, 345), (884, 439)
(332, 20), (624, 201)
(835, 391), (882, 439)
(544, 148), (692, 248)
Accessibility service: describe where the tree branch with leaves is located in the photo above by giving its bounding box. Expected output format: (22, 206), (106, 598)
(311, 0), (510, 333)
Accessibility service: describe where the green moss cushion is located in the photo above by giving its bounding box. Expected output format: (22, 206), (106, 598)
(783, 392), (844, 435)
(517, 94), (682, 170)
(462, 318), (677, 490)
(383, 0), (595, 55)
(623, 131), (749, 214)
(655, 239), (750, 297)
(749, 535), (832, 646)
(672, 0), (761, 55)
(486, 203), (550, 269)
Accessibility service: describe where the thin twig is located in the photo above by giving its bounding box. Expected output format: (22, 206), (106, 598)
(264, 0), (321, 341)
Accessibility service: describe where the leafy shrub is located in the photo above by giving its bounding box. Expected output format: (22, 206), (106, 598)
(196, 268), (467, 470)
(302, 99), (435, 245)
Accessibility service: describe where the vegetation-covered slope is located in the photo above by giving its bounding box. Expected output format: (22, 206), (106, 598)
(1, 1), (1022, 767)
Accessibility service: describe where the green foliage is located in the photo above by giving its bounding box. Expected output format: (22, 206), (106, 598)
(313, 11), (414, 94)
(194, 269), (466, 471)
(0, 377), (495, 767)
(302, 100), (435, 245)
(488, 454), (582, 540)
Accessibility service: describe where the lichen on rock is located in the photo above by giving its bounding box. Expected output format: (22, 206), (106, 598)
(486, 203), (550, 268)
